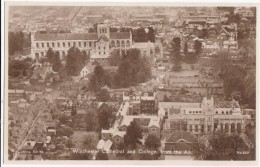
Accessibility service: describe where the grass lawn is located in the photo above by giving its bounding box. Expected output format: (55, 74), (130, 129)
(71, 131), (99, 149)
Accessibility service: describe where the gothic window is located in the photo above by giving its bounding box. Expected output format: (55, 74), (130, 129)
(57, 42), (60, 47)
(42, 43), (44, 47)
(121, 40), (125, 47)
(68, 42), (70, 47)
(52, 42), (55, 47)
(111, 41), (115, 47)
(126, 40), (130, 46)
(36, 43), (39, 48)
(84, 42), (87, 47)
(116, 41), (120, 47)
(63, 42), (65, 47)
(47, 43), (49, 47)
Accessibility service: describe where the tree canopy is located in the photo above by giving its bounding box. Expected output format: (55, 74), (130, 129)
(124, 121), (142, 149)
(65, 46), (86, 76)
(170, 37), (182, 71)
(9, 31), (25, 55)
(145, 134), (161, 149)
(116, 49), (152, 87)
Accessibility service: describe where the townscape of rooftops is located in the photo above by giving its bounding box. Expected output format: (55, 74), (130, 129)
(8, 6), (256, 161)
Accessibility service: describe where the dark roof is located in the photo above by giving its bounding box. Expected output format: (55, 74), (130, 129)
(34, 33), (98, 41)
(166, 132), (198, 143)
(110, 32), (131, 40)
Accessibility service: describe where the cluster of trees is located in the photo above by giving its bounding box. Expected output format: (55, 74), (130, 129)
(122, 120), (161, 160)
(9, 31), (25, 55)
(45, 46), (90, 75)
(216, 51), (256, 108)
(8, 57), (33, 77)
(85, 103), (116, 132)
(116, 49), (152, 87)
(109, 27), (131, 33)
(89, 49), (152, 92)
(133, 27), (155, 43)
(97, 103), (116, 131)
(46, 48), (62, 72)
(170, 37), (182, 71)
(194, 133), (254, 160)
(56, 126), (74, 137)
(66, 47), (89, 76)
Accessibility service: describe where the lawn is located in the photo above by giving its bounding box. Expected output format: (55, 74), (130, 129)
(70, 131), (99, 149)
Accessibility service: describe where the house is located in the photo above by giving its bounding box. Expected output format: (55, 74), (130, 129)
(44, 121), (57, 135)
(96, 139), (113, 152)
(162, 131), (198, 156)
(80, 65), (91, 78)
(20, 141), (37, 154)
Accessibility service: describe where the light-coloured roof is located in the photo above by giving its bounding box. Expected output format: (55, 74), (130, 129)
(9, 89), (25, 94)
(148, 117), (160, 128)
(96, 139), (113, 152)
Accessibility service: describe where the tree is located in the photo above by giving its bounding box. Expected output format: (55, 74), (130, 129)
(86, 108), (98, 131)
(171, 37), (182, 71)
(65, 139), (74, 148)
(66, 46), (85, 76)
(183, 42), (188, 56)
(124, 121), (142, 149)
(194, 40), (202, 57)
(96, 89), (110, 102)
(108, 50), (121, 66)
(46, 48), (55, 64)
(194, 133), (249, 160)
(83, 133), (98, 149)
(52, 51), (61, 72)
(8, 31), (25, 55)
(57, 127), (74, 137)
(96, 151), (108, 160)
(59, 115), (69, 124)
(145, 135), (161, 149)
(97, 103), (114, 130)
(117, 49), (152, 87)
(134, 28), (147, 42)
(88, 65), (112, 92)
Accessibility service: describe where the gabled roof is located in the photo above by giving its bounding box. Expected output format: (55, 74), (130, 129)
(110, 32), (131, 40)
(166, 131), (198, 143)
(34, 33), (98, 41)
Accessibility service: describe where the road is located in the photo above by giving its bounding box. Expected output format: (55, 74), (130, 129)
(12, 100), (46, 160)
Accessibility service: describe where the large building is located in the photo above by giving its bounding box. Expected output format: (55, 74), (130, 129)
(31, 23), (133, 62)
(159, 97), (251, 137)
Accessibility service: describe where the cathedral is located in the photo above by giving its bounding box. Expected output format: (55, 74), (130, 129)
(31, 23), (132, 62)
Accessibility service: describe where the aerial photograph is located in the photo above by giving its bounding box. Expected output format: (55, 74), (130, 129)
(6, 5), (256, 161)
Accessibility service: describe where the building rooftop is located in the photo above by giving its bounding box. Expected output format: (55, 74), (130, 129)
(34, 33), (98, 41)
(159, 102), (201, 109)
(110, 32), (131, 40)
(165, 131), (197, 143)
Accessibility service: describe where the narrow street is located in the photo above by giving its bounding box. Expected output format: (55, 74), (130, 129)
(12, 100), (47, 160)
